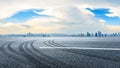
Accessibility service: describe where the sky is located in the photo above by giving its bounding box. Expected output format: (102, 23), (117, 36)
(0, 0), (120, 34)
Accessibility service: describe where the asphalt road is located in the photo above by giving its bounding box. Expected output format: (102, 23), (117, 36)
(0, 37), (120, 68)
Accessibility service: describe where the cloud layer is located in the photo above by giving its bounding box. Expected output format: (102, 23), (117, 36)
(0, 0), (120, 34)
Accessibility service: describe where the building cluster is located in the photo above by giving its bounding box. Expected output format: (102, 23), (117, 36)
(72, 31), (120, 37)
(1, 31), (120, 37)
(1, 32), (50, 37)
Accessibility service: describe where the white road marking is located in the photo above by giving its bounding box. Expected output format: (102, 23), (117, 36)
(39, 47), (120, 50)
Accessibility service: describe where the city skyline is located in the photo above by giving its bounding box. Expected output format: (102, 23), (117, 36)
(0, 0), (120, 34)
(1, 31), (120, 37)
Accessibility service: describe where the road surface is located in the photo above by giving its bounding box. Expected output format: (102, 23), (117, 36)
(0, 37), (120, 68)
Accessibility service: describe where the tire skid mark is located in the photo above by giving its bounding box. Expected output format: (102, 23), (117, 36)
(0, 41), (13, 53)
(51, 40), (120, 62)
(31, 41), (73, 68)
(44, 40), (97, 67)
(0, 41), (4, 46)
(24, 41), (55, 68)
(43, 41), (80, 67)
(8, 42), (21, 55)
(45, 40), (120, 62)
(3, 41), (24, 60)
(50, 40), (65, 47)
(19, 40), (51, 68)
(0, 41), (10, 51)
(6, 41), (36, 67)
(29, 41), (59, 68)
(0, 41), (31, 67)
(43, 41), (54, 47)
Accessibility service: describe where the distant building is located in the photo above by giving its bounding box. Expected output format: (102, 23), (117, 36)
(97, 31), (102, 37)
(1, 31), (120, 37)
(87, 32), (91, 37)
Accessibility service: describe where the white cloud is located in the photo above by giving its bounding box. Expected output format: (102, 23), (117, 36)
(105, 7), (120, 17)
(0, 18), (64, 34)
(107, 25), (120, 33)
(0, 0), (120, 33)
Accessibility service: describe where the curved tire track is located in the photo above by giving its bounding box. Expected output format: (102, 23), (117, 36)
(19, 40), (72, 68)
(44, 40), (120, 62)
(19, 41), (51, 68)
(30, 41), (73, 68)
(0, 41), (36, 68)
(0, 40), (73, 68)
(0, 41), (30, 67)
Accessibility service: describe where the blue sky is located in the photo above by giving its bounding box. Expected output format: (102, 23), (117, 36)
(2, 8), (120, 25)
(1, 9), (48, 23)
(0, 0), (120, 34)
(87, 8), (120, 25)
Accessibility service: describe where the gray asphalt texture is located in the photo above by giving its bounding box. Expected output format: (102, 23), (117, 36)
(0, 37), (120, 68)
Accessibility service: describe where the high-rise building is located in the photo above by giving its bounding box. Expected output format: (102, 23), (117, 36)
(98, 31), (102, 37)
(87, 32), (91, 37)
